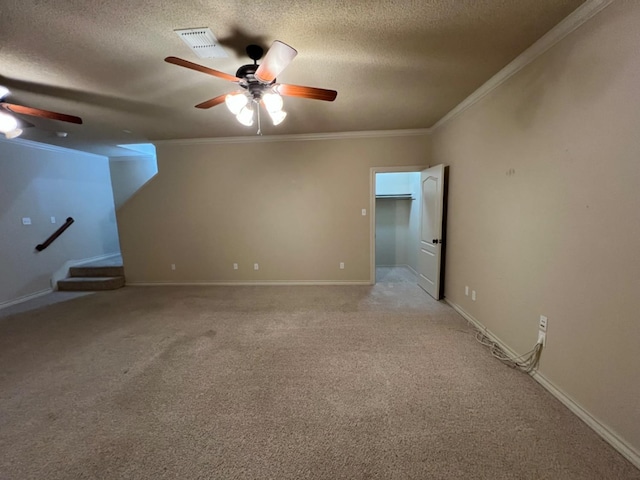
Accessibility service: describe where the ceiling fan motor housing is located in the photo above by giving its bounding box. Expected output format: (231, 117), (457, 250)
(235, 64), (258, 79)
(236, 63), (276, 100)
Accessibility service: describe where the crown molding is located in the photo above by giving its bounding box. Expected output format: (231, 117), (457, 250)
(0, 136), (107, 159)
(431, 0), (614, 131)
(153, 128), (431, 147)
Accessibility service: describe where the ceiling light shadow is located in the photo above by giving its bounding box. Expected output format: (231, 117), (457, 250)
(0, 75), (171, 117)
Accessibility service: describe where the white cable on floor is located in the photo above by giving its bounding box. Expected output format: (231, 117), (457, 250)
(474, 328), (543, 374)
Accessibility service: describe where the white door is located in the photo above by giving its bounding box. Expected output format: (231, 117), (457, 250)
(418, 164), (445, 299)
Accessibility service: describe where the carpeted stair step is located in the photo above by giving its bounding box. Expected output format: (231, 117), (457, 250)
(57, 276), (125, 291)
(69, 265), (124, 277)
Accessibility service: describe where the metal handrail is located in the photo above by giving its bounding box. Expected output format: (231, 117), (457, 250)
(35, 217), (74, 252)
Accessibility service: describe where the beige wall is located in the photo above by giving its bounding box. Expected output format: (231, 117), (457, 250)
(117, 134), (430, 283)
(0, 140), (120, 305)
(375, 199), (413, 266)
(432, 0), (640, 459)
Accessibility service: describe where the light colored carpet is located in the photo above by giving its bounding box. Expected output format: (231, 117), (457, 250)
(0, 271), (638, 479)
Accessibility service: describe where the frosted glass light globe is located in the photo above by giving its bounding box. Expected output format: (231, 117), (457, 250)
(0, 112), (18, 133)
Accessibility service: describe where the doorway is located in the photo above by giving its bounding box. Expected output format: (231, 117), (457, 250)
(370, 165), (448, 300)
(370, 167), (423, 285)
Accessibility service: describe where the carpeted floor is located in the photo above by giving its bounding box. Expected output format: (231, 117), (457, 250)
(0, 268), (638, 479)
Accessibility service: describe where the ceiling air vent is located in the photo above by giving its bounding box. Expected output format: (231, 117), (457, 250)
(174, 27), (228, 59)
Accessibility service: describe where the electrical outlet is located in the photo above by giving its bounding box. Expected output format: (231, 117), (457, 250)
(465, 286), (469, 296)
(361, 209), (367, 216)
(22, 217), (31, 225)
(339, 262), (345, 270)
(254, 263), (259, 270)
(539, 315), (548, 332)
(538, 315), (548, 346)
(471, 290), (476, 301)
(233, 263), (238, 270)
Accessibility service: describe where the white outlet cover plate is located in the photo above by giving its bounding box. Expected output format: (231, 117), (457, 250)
(538, 330), (546, 346)
(539, 315), (548, 332)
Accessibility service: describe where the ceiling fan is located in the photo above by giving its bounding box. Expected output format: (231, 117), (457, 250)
(165, 41), (337, 130)
(0, 86), (83, 139)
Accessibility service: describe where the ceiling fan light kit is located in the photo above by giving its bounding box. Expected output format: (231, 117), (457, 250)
(0, 88), (22, 139)
(236, 104), (255, 127)
(0, 111), (19, 132)
(268, 109), (287, 126)
(225, 92), (248, 115)
(165, 40), (337, 133)
(0, 84), (83, 139)
(4, 127), (23, 139)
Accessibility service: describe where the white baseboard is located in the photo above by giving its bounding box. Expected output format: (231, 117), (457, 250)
(532, 370), (640, 469)
(404, 264), (419, 277)
(50, 252), (121, 289)
(0, 288), (53, 310)
(376, 264), (419, 275)
(127, 280), (371, 287)
(446, 299), (640, 470)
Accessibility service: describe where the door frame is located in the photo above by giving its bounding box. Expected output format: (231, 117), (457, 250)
(369, 165), (429, 285)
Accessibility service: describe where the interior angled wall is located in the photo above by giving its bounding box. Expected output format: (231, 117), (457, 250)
(109, 155), (158, 209)
(0, 140), (120, 305)
(432, 1), (640, 462)
(117, 133), (430, 284)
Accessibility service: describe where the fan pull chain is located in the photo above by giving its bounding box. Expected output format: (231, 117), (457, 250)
(256, 102), (262, 135)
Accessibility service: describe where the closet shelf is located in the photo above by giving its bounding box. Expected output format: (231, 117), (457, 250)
(375, 194), (414, 200)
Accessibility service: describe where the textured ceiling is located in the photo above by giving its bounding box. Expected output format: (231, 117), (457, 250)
(0, 0), (585, 155)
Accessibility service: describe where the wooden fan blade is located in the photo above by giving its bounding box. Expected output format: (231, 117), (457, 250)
(165, 56), (239, 82)
(195, 94), (227, 109)
(276, 84), (337, 102)
(1, 102), (83, 124)
(255, 41), (297, 83)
